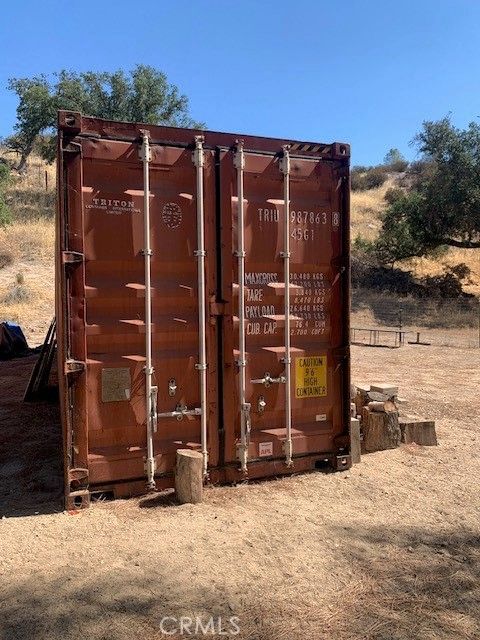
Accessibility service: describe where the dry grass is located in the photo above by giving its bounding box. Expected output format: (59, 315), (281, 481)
(0, 152), (55, 343)
(0, 217), (54, 263)
(0, 260), (54, 342)
(350, 178), (394, 241)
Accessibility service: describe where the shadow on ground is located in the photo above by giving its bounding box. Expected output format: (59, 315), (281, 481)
(352, 287), (478, 329)
(0, 524), (478, 640)
(326, 524), (480, 639)
(0, 355), (63, 517)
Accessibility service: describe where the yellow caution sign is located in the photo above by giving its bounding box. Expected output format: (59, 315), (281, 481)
(295, 355), (327, 399)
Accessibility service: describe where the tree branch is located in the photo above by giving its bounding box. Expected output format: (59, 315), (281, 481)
(444, 238), (480, 248)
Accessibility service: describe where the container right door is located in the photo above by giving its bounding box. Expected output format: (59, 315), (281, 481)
(220, 147), (350, 479)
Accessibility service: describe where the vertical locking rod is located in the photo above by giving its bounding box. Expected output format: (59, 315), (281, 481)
(234, 141), (249, 473)
(193, 136), (208, 477)
(280, 145), (293, 466)
(140, 130), (156, 489)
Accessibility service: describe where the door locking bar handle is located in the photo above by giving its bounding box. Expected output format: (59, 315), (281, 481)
(250, 372), (286, 387)
(157, 404), (202, 420)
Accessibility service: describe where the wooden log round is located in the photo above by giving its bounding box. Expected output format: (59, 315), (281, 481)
(363, 411), (401, 452)
(175, 449), (204, 504)
(350, 418), (361, 464)
(367, 400), (397, 413)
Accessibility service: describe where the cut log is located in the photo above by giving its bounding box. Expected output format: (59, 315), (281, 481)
(355, 387), (370, 416)
(370, 383), (399, 397)
(355, 389), (391, 414)
(367, 391), (390, 403)
(363, 410), (401, 452)
(360, 406), (371, 454)
(400, 416), (438, 446)
(350, 418), (361, 464)
(175, 449), (203, 504)
(356, 383), (371, 393)
(367, 400), (397, 413)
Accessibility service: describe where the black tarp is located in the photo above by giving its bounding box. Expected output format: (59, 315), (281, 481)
(0, 322), (31, 360)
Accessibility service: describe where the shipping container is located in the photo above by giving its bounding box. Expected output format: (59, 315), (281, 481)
(56, 111), (351, 508)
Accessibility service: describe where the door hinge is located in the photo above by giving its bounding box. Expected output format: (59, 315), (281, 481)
(68, 467), (89, 486)
(62, 141), (82, 156)
(64, 359), (86, 377)
(209, 301), (225, 316)
(62, 250), (84, 266)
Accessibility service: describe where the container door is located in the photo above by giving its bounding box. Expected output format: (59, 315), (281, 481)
(60, 134), (218, 493)
(220, 148), (349, 477)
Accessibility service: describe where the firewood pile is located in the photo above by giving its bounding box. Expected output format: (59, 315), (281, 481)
(350, 383), (437, 462)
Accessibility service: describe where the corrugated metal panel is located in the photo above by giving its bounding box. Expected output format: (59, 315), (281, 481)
(56, 112), (350, 507)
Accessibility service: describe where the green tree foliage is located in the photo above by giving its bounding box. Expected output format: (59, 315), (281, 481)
(373, 117), (480, 264)
(383, 147), (409, 172)
(0, 161), (11, 226)
(6, 66), (203, 170)
(373, 192), (424, 266)
(383, 187), (404, 204)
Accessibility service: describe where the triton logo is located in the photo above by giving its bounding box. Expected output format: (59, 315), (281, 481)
(86, 197), (141, 215)
(92, 198), (135, 208)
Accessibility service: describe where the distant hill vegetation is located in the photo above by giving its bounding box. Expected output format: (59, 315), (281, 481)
(0, 120), (479, 341)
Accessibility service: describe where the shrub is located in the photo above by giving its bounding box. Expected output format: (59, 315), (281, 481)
(0, 161), (11, 226)
(363, 167), (388, 189)
(448, 263), (471, 282)
(350, 169), (365, 191)
(0, 163), (10, 183)
(351, 166), (387, 191)
(384, 187), (404, 204)
(352, 235), (375, 253)
(2, 283), (31, 304)
(0, 250), (14, 269)
(0, 194), (11, 226)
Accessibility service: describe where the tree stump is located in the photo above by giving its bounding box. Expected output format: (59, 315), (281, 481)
(363, 408), (401, 452)
(350, 418), (361, 464)
(400, 417), (438, 446)
(175, 449), (203, 504)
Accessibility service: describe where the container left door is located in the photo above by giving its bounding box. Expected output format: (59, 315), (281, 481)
(58, 132), (218, 502)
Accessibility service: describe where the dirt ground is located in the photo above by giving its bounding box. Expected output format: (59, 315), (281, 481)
(0, 343), (479, 640)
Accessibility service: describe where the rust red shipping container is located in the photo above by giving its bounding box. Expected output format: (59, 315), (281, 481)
(56, 111), (351, 509)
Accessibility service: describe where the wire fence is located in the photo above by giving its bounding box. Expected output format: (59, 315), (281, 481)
(351, 289), (480, 349)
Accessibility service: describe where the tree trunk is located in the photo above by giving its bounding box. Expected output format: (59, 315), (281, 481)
(175, 449), (203, 504)
(16, 141), (34, 174)
(363, 409), (401, 452)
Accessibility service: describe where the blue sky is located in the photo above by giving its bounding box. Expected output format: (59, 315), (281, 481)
(1, 0), (479, 165)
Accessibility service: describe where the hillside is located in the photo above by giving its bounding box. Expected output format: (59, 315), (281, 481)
(0, 155), (55, 345)
(0, 155), (479, 345)
(351, 177), (480, 296)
